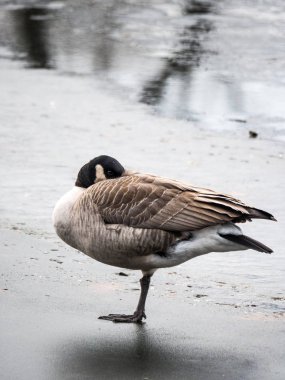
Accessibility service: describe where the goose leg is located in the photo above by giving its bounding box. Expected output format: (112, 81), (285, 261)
(98, 274), (152, 323)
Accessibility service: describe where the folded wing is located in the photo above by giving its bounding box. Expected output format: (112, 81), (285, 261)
(87, 173), (275, 231)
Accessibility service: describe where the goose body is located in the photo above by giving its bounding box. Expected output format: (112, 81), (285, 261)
(53, 155), (275, 323)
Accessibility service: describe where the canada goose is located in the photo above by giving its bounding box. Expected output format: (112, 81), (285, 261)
(53, 155), (276, 323)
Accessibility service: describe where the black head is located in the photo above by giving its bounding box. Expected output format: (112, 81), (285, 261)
(75, 155), (125, 188)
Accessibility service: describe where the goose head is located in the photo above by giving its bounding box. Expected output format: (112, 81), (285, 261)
(75, 155), (125, 188)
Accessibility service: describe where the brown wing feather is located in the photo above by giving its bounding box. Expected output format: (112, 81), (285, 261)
(87, 173), (274, 231)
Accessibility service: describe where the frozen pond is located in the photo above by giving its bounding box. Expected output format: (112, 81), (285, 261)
(0, 0), (284, 316)
(1, 0), (285, 139)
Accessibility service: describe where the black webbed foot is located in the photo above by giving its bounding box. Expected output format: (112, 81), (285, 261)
(98, 310), (146, 323)
(98, 274), (151, 324)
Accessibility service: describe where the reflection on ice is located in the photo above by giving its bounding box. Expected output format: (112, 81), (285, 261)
(140, 18), (212, 107)
(10, 6), (55, 68)
(1, 0), (285, 138)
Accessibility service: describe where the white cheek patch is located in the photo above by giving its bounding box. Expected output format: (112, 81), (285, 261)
(95, 164), (106, 182)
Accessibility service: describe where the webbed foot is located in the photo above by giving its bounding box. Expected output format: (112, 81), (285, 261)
(98, 274), (151, 324)
(98, 310), (146, 323)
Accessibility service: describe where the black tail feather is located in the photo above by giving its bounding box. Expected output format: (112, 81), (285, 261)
(219, 233), (273, 254)
(248, 207), (277, 221)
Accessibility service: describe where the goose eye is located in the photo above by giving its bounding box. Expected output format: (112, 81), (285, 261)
(106, 170), (115, 177)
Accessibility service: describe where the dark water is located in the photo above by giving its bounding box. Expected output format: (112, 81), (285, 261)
(1, 0), (285, 139)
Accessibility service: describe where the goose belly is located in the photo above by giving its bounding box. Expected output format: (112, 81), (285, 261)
(84, 224), (177, 270)
(53, 189), (178, 270)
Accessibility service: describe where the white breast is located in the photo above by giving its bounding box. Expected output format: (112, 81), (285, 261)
(52, 186), (85, 228)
